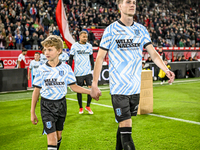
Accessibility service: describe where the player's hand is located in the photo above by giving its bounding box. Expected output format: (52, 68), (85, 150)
(90, 84), (102, 101)
(165, 70), (175, 83)
(31, 113), (38, 125)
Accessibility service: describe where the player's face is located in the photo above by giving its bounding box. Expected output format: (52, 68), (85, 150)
(79, 33), (88, 44)
(44, 46), (61, 62)
(119, 0), (136, 17)
(34, 54), (40, 61)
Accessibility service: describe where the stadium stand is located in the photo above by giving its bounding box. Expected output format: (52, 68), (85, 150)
(0, 0), (199, 54)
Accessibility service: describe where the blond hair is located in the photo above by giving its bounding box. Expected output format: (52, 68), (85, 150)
(41, 35), (63, 51)
(116, 0), (123, 4)
(79, 31), (88, 36)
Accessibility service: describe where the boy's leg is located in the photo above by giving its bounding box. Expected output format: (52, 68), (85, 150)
(47, 132), (57, 150)
(116, 126), (123, 150)
(76, 76), (84, 109)
(85, 74), (92, 107)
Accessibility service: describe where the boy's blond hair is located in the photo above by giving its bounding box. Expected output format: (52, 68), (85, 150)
(41, 35), (63, 51)
(116, 0), (123, 4)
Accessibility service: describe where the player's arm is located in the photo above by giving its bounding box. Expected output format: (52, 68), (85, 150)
(31, 87), (40, 125)
(90, 54), (94, 70)
(91, 48), (107, 100)
(17, 60), (21, 68)
(28, 68), (31, 80)
(68, 55), (74, 67)
(146, 44), (175, 83)
(69, 84), (90, 95)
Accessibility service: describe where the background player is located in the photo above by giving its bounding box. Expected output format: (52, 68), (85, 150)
(17, 48), (27, 68)
(59, 51), (69, 64)
(69, 31), (94, 115)
(28, 52), (43, 82)
(90, 0), (175, 149)
(31, 35), (93, 150)
(40, 47), (48, 64)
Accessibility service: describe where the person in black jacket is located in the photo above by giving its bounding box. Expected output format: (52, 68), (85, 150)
(23, 31), (32, 50)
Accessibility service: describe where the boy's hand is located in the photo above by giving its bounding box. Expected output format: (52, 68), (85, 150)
(90, 85), (102, 101)
(31, 113), (38, 125)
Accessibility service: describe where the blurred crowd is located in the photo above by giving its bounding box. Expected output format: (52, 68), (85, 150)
(0, 0), (199, 50)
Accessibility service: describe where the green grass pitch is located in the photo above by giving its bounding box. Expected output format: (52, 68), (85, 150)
(0, 78), (200, 150)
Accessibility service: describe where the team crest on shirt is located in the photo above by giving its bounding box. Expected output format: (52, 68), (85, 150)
(116, 108), (122, 116)
(134, 29), (140, 35)
(59, 71), (64, 76)
(46, 121), (52, 129)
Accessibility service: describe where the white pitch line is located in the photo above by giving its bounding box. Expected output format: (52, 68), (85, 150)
(66, 98), (200, 126)
(148, 114), (200, 125)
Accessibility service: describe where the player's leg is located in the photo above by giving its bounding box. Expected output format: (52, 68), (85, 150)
(47, 132), (58, 150)
(112, 95), (136, 150)
(85, 74), (93, 114)
(76, 76), (84, 113)
(56, 131), (62, 150)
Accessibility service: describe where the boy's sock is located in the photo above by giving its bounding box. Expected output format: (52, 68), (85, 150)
(57, 137), (62, 150)
(48, 145), (57, 150)
(119, 127), (135, 150)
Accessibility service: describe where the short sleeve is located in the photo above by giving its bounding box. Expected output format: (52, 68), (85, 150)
(142, 27), (152, 48)
(29, 61), (33, 69)
(70, 44), (75, 55)
(99, 27), (112, 51)
(65, 53), (69, 61)
(67, 66), (76, 85)
(18, 55), (22, 61)
(89, 44), (93, 55)
(33, 69), (42, 88)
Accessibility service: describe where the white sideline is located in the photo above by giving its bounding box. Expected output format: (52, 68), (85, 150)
(66, 98), (200, 126)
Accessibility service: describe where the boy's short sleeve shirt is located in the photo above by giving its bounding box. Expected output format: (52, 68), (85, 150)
(100, 20), (152, 95)
(33, 62), (76, 100)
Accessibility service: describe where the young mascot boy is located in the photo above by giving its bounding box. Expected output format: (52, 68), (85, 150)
(31, 35), (92, 150)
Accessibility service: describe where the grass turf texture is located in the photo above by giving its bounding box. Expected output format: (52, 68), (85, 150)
(0, 78), (200, 150)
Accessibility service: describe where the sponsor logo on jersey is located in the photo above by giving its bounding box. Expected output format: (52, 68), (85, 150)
(116, 39), (140, 48)
(44, 78), (65, 86)
(77, 50), (90, 54)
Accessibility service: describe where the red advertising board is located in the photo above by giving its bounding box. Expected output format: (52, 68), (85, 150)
(87, 28), (104, 40)
(0, 50), (41, 69)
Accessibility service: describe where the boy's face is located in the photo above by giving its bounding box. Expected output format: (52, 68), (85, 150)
(44, 46), (61, 61)
(119, 0), (136, 17)
(34, 54), (40, 61)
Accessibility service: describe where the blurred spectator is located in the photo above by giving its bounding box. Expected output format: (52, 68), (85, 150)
(181, 55), (187, 61)
(2, 28), (7, 38)
(188, 57), (193, 61)
(176, 56), (182, 61)
(0, 20), (5, 32)
(29, 24), (36, 36)
(6, 33), (15, 49)
(32, 32), (39, 50)
(158, 46), (165, 60)
(185, 38), (191, 47)
(53, 26), (60, 36)
(30, 4), (37, 22)
(42, 14), (50, 32)
(15, 30), (23, 50)
(38, 34), (44, 49)
(49, 24), (56, 34)
(192, 56), (198, 61)
(171, 56), (177, 62)
(88, 30), (95, 45)
(0, 33), (6, 50)
(24, 24), (30, 34)
(23, 31), (32, 50)
(146, 57), (153, 63)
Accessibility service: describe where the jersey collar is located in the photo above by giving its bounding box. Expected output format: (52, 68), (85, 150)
(46, 61), (62, 67)
(118, 20), (134, 26)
